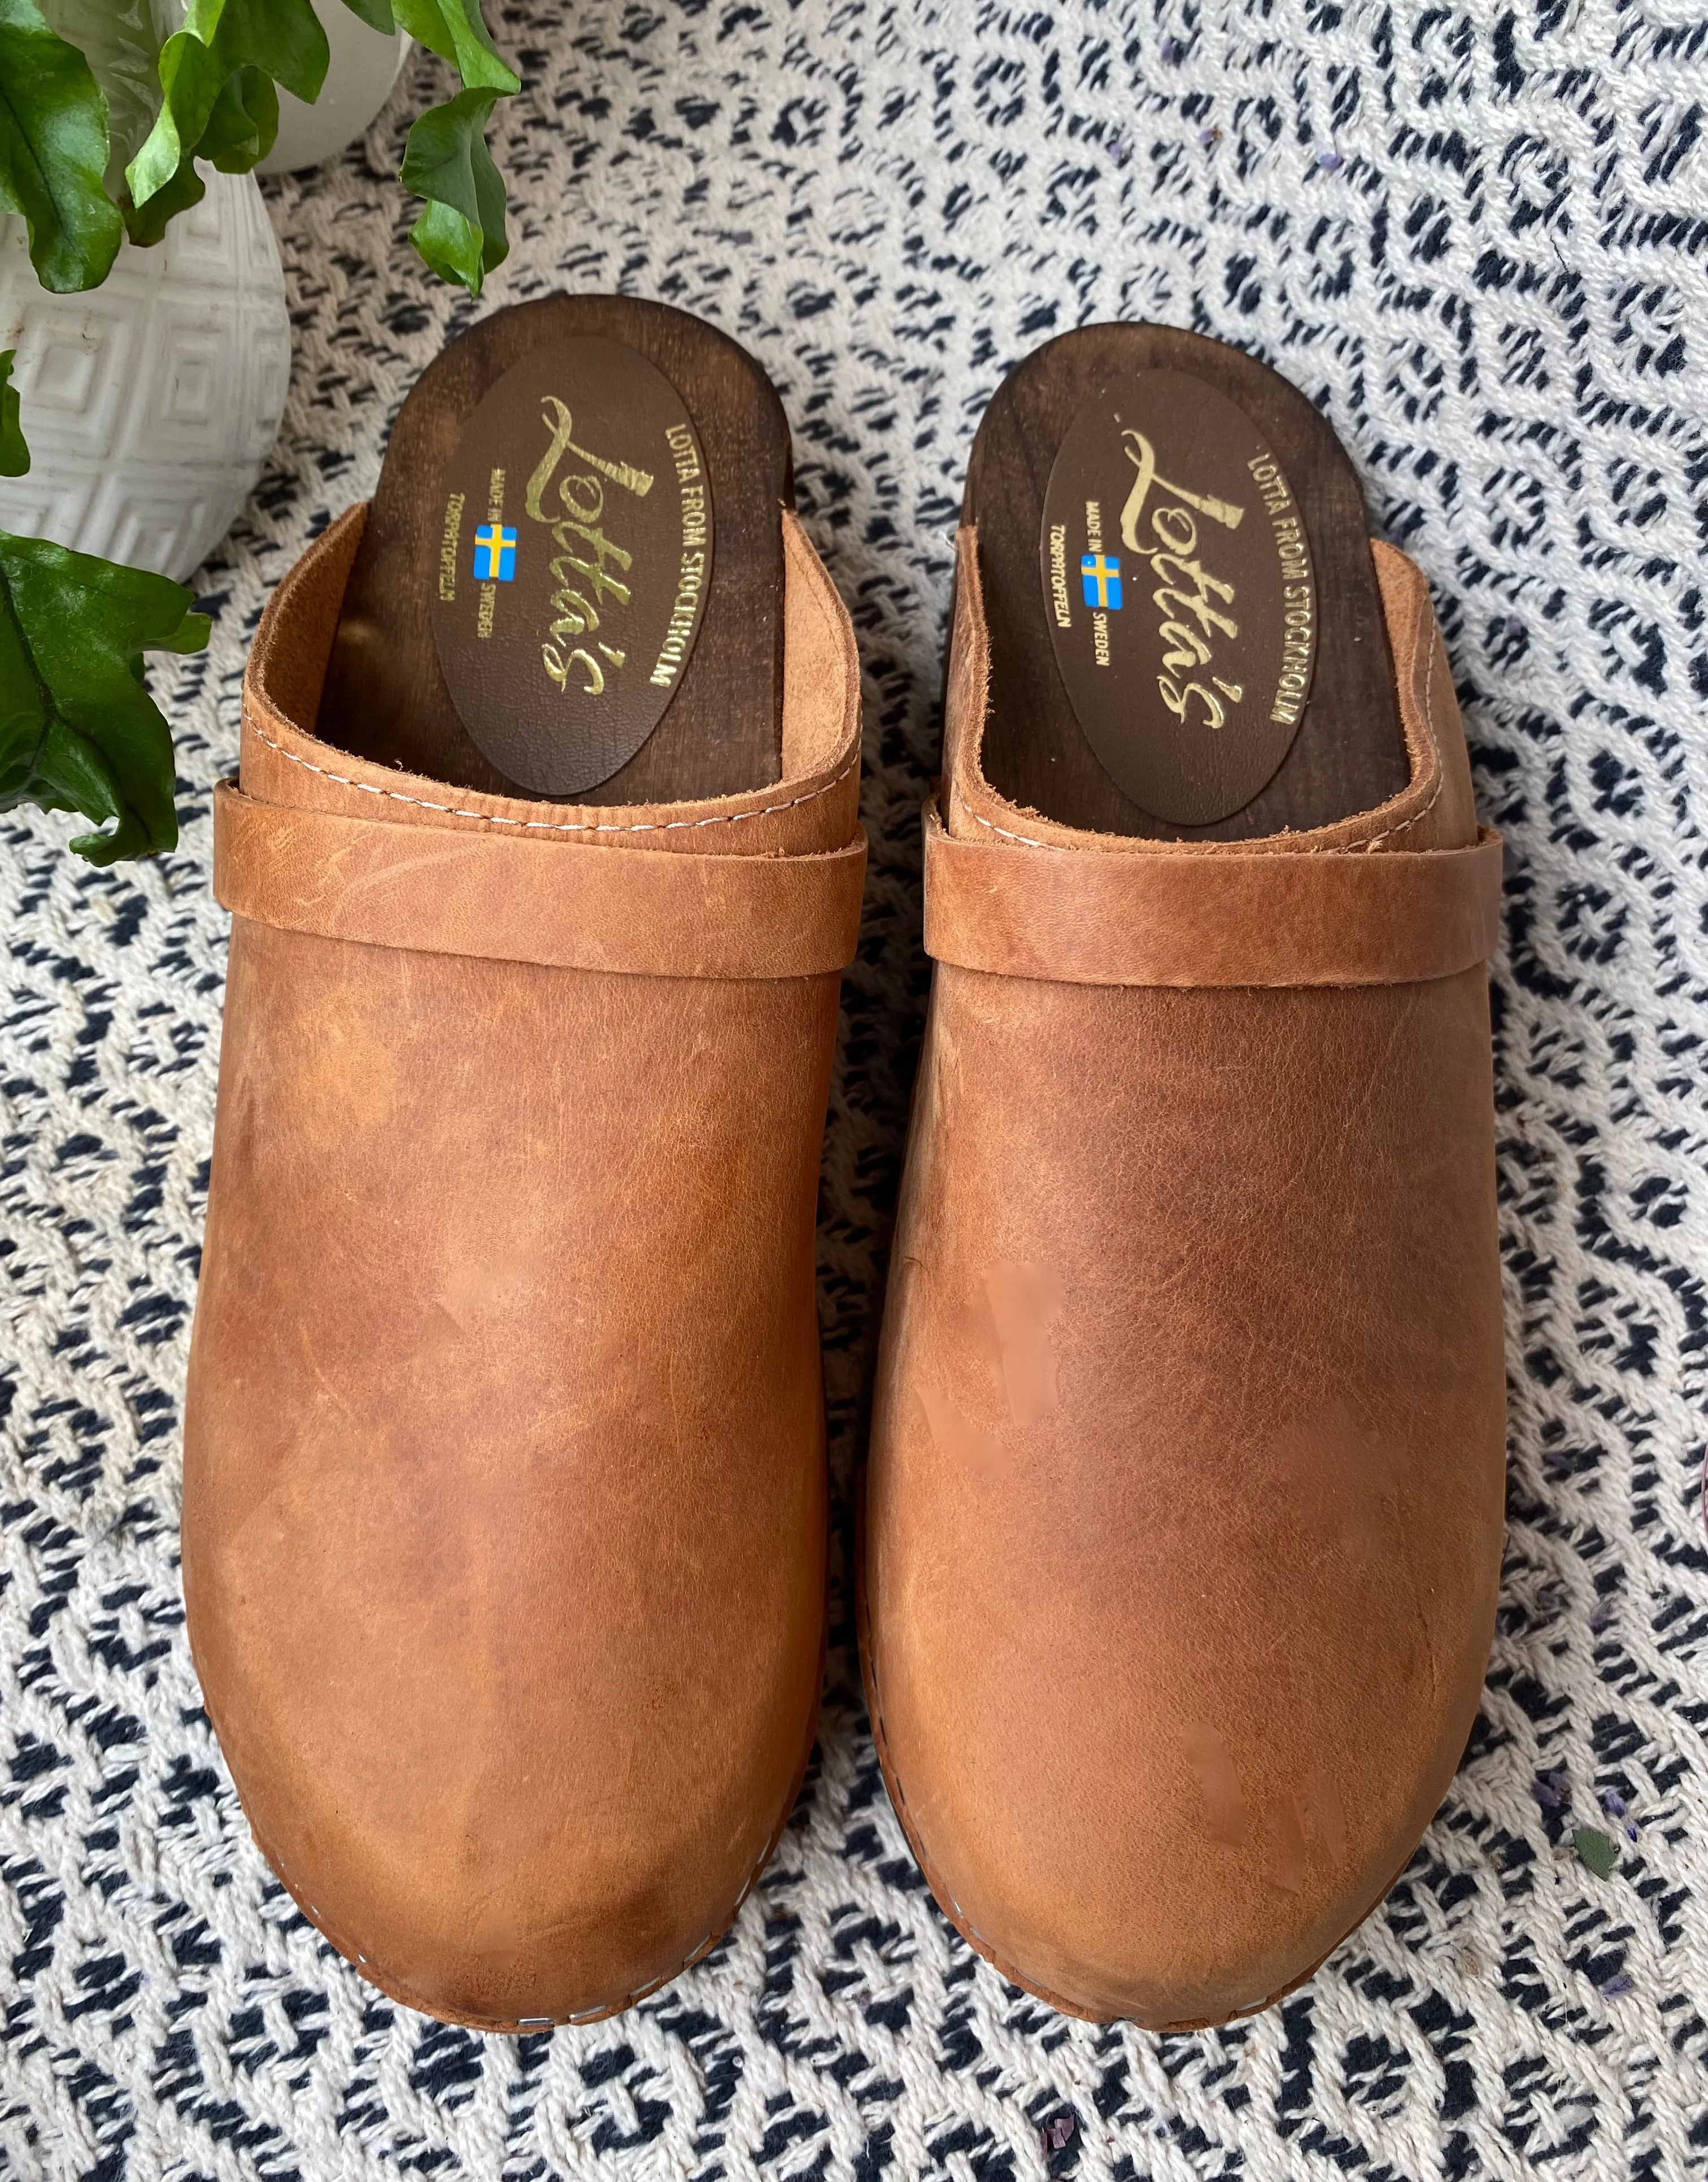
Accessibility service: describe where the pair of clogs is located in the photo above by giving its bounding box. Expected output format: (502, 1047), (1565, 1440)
(184, 296), (1505, 2032)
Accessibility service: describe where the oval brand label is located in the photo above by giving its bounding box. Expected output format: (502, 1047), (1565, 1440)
(1038, 369), (1317, 825)
(429, 336), (713, 796)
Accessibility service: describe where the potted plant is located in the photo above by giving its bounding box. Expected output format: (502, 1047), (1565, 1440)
(0, 0), (518, 864)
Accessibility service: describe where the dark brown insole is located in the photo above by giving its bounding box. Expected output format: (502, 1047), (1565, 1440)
(965, 324), (1407, 839)
(317, 294), (791, 804)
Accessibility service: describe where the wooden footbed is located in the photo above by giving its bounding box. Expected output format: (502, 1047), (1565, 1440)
(316, 294), (791, 805)
(964, 323), (1407, 840)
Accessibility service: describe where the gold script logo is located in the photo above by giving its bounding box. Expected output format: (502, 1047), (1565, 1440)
(524, 395), (656, 698)
(1119, 428), (1248, 732)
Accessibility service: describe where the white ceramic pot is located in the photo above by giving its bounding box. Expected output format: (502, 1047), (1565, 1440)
(0, 167), (290, 584)
(259, 5), (411, 175)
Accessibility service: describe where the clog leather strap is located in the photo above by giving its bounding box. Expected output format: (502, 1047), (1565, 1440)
(214, 780), (868, 980)
(922, 802), (1502, 988)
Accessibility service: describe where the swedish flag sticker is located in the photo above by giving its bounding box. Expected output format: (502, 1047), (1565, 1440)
(473, 524), (517, 581)
(1080, 552), (1122, 609)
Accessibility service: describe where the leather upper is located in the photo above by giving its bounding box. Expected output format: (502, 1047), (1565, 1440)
(922, 804), (1501, 986)
(185, 503), (863, 2028)
(862, 529), (1507, 2028)
(213, 782), (867, 978)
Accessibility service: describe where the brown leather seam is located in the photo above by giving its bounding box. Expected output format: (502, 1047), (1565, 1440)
(242, 715), (861, 839)
(949, 784), (1454, 859)
(1317, 608), (1445, 854)
(951, 795), (1047, 848)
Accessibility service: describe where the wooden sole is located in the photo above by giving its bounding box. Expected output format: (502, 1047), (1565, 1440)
(964, 322), (1406, 839)
(316, 294), (791, 805)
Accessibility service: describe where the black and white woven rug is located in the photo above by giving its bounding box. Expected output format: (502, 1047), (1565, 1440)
(3, 4), (1706, 2175)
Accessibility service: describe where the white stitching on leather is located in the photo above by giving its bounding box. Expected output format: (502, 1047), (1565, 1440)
(1342, 620), (1445, 852)
(242, 716), (859, 834)
(953, 797), (1046, 847)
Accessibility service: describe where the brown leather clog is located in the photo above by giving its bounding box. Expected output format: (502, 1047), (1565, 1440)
(184, 299), (865, 2029)
(860, 324), (1506, 2028)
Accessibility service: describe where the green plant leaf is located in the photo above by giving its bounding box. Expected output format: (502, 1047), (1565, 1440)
(0, 532), (208, 864)
(401, 85), (506, 294)
(391, 0), (517, 95)
(120, 148), (206, 244)
(0, 0), (124, 292)
(38, 0), (163, 178)
(198, 64), (279, 172)
(0, 350), (27, 476)
(126, 0), (329, 214)
(338, 0), (398, 32)
(178, 0), (330, 106)
(127, 32), (228, 206)
(392, 0), (517, 293)
(1573, 1826), (1616, 1879)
